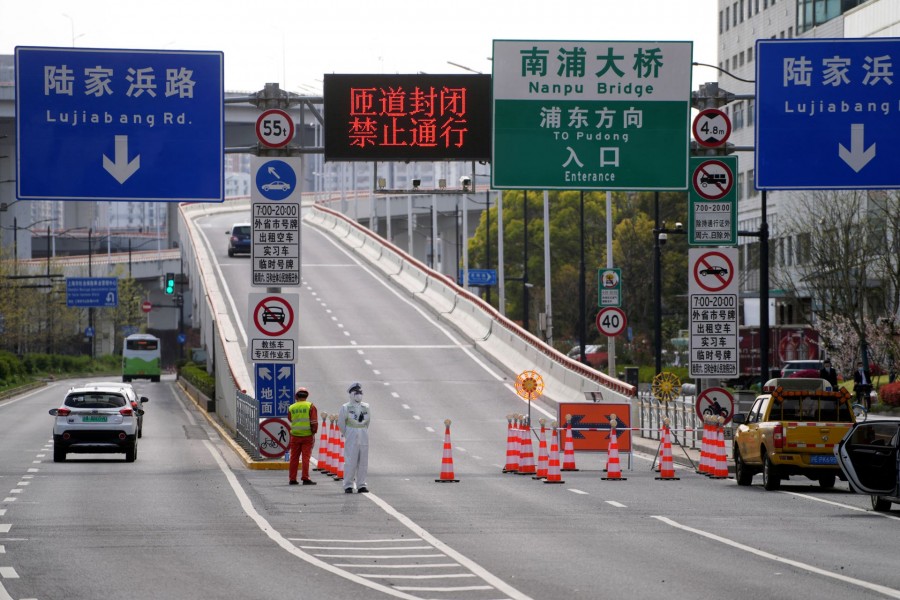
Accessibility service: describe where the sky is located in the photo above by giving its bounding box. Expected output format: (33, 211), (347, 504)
(0, 0), (720, 93)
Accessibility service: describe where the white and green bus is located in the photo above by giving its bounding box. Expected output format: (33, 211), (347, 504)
(122, 333), (161, 382)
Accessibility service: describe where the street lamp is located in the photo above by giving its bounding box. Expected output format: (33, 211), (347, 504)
(653, 191), (687, 375)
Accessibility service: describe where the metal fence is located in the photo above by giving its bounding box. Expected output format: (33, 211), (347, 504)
(636, 392), (702, 450)
(235, 390), (260, 460)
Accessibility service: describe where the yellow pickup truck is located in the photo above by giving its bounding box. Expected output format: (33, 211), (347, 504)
(732, 378), (856, 490)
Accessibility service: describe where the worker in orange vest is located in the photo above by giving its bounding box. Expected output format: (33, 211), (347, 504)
(288, 387), (318, 486)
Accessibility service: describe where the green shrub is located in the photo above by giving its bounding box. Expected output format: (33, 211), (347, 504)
(179, 362), (215, 399)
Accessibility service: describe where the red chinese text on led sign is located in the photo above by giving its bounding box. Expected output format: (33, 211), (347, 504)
(324, 74), (491, 161)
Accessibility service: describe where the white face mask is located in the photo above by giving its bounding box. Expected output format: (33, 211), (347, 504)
(352, 392), (363, 403)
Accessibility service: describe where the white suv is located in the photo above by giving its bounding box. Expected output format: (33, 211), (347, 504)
(49, 383), (143, 462)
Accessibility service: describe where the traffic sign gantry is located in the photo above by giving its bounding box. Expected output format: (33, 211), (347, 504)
(15, 46), (224, 202)
(492, 40), (692, 191)
(756, 38), (900, 190)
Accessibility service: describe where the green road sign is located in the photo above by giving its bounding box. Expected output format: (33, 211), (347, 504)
(688, 156), (737, 246)
(492, 40), (692, 191)
(598, 268), (622, 308)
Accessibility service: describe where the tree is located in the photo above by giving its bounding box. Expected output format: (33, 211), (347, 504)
(776, 190), (900, 362)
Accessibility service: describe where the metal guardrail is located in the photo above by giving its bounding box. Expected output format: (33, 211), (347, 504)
(235, 390), (260, 460)
(636, 392), (702, 449)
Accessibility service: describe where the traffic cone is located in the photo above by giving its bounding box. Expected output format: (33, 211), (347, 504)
(602, 418), (626, 481)
(711, 417), (729, 479)
(517, 417), (536, 476)
(544, 423), (565, 484)
(435, 419), (460, 482)
(698, 415), (713, 476)
(655, 421), (680, 480)
(502, 415), (520, 473)
(334, 430), (345, 481)
(314, 412), (329, 472)
(325, 416), (338, 476)
(562, 414), (579, 471)
(533, 419), (549, 480)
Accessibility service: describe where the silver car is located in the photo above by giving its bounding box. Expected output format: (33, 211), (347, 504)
(836, 418), (900, 511)
(49, 383), (145, 462)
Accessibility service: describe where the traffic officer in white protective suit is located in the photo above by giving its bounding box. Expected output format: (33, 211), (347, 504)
(339, 382), (370, 493)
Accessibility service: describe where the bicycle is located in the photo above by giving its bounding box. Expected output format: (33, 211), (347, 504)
(851, 403), (868, 422)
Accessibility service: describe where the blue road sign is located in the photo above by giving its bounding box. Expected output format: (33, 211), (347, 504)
(15, 46), (224, 202)
(756, 38), (900, 190)
(457, 269), (498, 286)
(255, 159), (297, 201)
(254, 363), (295, 418)
(66, 277), (118, 307)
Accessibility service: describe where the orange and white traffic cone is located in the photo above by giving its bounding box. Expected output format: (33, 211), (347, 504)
(544, 422), (565, 484)
(562, 414), (579, 471)
(711, 416), (729, 479)
(314, 412), (329, 472)
(655, 419), (680, 480)
(334, 429), (345, 481)
(435, 419), (460, 482)
(533, 418), (549, 480)
(698, 415), (712, 476)
(602, 417), (626, 481)
(502, 414), (520, 473)
(322, 416), (336, 476)
(518, 416), (536, 476)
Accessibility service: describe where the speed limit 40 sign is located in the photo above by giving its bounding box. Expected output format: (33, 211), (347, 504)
(596, 307), (627, 337)
(256, 109), (295, 148)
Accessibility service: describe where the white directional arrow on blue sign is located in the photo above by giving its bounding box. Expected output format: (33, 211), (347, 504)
(102, 135), (141, 184)
(839, 124), (876, 173)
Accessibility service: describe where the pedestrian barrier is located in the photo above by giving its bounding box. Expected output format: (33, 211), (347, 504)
(435, 419), (460, 483)
(711, 416), (729, 479)
(533, 418), (549, 480)
(502, 414), (520, 473)
(655, 420), (680, 480)
(517, 416), (536, 476)
(544, 422), (565, 484)
(601, 417), (626, 481)
(561, 415), (579, 471)
(314, 412), (329, 472)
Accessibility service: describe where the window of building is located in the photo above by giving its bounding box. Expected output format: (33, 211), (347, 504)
(748, 46), (753, 63)
(740, 0), (745, 21)
(726, 6), (730, 29)
(733, 2), (738, 26)
(788, 26), (793, 37)
(725, 58), (730, 72)
(720, 10), (725, 33)
(747, 168), (756, 195)
(748, 99), (755, 126)
(733, 101), (745, 129)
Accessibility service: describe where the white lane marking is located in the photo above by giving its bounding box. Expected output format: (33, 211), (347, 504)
(0, 547), (3, 554)
(0, 581), (13, 600)
(653, 516), (900, 599)
(26, 469), (38, 473)
(425, 426), (435, 433)
(413, 416), (421, 421)
(8, 491), (20, 496)
(0, 385), (58, 409)
(0, 500), (13, 504)
(314, 553), (445, 559)
(569, 489), (588, 495)
(0, 510), (5, 517)
(396, 585), (492, 592)
(456, 447), (467, 453)
(391, 393), (400, 399)
(781, 491), (900, 521)
(195, 222), (248, 344)
(203, 439), (531, 600)
(299, 545), (434, 550)
(316, 229), (507, 384)
(0, 527), (9, 534)
(334, 562), (458, 569)
(364, 360), (372, 366)
(373, 370), (381, 375)
(0, 567), (17, 578)
(605, 501), (627, 508)
(361, 574), (476, 580)
(363, 492), (534, 600)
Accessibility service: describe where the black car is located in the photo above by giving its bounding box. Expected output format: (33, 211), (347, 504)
(226, 223), (252, 257)
(836, 418), (900, 511)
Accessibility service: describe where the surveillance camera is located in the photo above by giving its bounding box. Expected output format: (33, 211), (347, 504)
(659, 232), (668, 245)
(675, 222), (683, 231)
(459, 176), (471, 187)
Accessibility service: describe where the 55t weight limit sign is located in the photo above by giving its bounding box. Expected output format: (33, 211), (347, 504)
(596, 307), (627, 337)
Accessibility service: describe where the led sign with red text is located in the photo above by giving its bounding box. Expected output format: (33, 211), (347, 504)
(324, 74), (491, 161)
